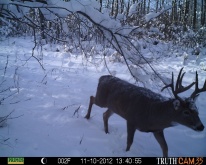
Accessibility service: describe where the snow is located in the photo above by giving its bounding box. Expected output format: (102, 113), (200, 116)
(145, 5), (172, 22)
(0, 37), (206, 157)
(128, 3), (139, 17)
(145, 12), (161, 22)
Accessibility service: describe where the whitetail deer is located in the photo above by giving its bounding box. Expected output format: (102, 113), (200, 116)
(85, 68), (205, 157)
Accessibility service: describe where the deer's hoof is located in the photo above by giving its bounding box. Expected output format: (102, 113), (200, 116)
(85, 115), (90, 119)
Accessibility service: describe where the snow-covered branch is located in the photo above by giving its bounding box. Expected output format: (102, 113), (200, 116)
(0, 0), (166, 84)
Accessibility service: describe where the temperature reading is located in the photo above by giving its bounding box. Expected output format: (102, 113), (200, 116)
(58, 158), (71, 164)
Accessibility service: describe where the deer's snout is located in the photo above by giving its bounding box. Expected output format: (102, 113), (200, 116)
(195, 123), (204, 131)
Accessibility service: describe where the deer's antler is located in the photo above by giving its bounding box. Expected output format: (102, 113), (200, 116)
(161, 67), (195, 101)
(190, 71), (206, 99)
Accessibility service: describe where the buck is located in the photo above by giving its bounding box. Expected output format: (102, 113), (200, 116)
(85, 68), (205, 157)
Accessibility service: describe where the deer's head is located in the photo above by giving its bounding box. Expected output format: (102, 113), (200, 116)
(162, 68), (205, 131)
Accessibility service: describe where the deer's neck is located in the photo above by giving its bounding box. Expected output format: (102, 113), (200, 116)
(147, 99), (178, 131)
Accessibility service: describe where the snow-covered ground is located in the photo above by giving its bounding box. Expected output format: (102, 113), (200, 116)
(0, 37), (206, 157)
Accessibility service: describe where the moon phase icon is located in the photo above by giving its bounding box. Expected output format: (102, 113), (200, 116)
(41, 158), (47, 164)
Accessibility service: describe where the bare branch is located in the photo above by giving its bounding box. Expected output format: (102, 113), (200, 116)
(0, 110), (23, 127)
(4, 55), (9, 76)
(73, 105), (81, 117)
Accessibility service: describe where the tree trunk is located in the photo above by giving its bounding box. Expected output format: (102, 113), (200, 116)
(111, 0), (115, 16)
(172, 0), (177, 23)
(143, 0), (146, 15)
(120, 0), (124, 14)
(147, 0), (150, 13)
(183, 0), (189, 31)
(126, 0), (131, 17)
(201, 0), (206, 26)
(99, 0), (102, 12)
(114, 0), (119, 18)
(156, 0), (159, 12)
(38, 9), (46, 40)
(193, 0), (197, 30)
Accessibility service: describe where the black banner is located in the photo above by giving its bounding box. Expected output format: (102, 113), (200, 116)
(0, 157), (205, 165)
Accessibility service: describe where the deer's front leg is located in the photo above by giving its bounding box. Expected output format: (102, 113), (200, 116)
(126, 121), (136, 151)
(153, 131), (168, 157)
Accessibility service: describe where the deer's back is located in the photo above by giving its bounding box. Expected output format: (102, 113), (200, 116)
(95, 75), (166, 118)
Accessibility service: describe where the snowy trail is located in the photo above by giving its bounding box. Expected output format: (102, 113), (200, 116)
(0, 37), (206, 157)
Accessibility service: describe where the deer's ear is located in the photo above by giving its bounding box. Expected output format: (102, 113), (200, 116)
(173, 99), (180, 110)
(193, 94), (199, 102)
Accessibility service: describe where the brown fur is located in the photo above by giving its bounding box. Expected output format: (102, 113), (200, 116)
(85, 75), (204, 157)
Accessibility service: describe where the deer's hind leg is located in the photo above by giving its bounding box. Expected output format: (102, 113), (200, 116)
(103, 109), (113, 134)
(85, 96), (95, 119)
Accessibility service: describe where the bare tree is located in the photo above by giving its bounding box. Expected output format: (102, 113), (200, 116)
(183, 0), (189, 31)
(100, 0), (103, 12)
(147, 0), (150, 13)
(120, 0), (124, 14)
(156, 0), (159, 13)
(193, 0), (197, 30)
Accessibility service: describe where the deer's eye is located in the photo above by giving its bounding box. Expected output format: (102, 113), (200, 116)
(183, 111), (190, 116)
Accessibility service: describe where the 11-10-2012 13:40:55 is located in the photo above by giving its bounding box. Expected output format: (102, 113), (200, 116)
(80, 158), (142, 164)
